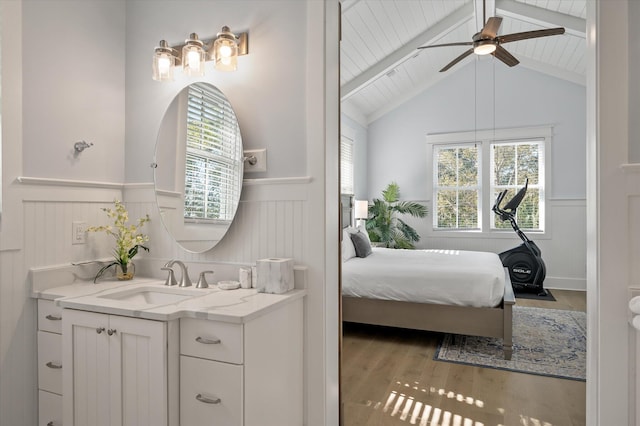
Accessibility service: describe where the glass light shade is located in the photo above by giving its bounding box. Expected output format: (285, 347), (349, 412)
(474, 41), (497, 55)
(152, 41), (175, 81)
(182, 33), (206, 77)
(152, 54), (174, 81)
(214, 27), (238, 71)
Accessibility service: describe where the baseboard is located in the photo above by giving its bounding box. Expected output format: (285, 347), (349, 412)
(544, 276), (586, 291)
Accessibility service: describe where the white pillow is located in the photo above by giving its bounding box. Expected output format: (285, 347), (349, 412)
(342, 229), (356, 261)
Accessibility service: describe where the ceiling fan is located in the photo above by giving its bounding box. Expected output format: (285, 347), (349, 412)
(418, 1), (565, 72)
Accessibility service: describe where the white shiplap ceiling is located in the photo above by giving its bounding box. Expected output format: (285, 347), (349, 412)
(340, 0), (587, 124)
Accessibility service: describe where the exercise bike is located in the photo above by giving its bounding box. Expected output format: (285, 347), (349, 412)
(492, 180), (547, 296)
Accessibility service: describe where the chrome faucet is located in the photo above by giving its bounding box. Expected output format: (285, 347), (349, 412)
(164, 260), (192, 287)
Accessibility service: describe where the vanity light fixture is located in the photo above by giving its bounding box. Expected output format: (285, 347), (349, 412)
(152, 26), (249, 81)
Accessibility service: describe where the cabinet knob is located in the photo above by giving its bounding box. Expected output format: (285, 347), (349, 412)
(47, 422), (54, 426)
(195, 393), (221, 404)
(45, 361), (62, 369)
(107, 329), (117, 336)
(45, 314), (62, 321)
(96, 327), (105, 334)
(195, 336), (221, 345)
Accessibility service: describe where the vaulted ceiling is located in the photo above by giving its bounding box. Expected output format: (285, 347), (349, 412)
(340, 0), (587, 125)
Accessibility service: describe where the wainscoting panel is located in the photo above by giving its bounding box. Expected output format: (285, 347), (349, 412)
(0, 248), (36, 426)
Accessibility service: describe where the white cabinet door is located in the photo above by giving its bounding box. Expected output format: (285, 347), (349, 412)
(63, 309), (111, 426)
(109, 314), (167, 426)
(63, 310), (167, 426)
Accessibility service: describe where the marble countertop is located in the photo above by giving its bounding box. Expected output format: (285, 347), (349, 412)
(32, 277), (306, 324)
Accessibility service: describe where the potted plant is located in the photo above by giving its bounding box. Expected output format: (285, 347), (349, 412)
(365, 182), (427, 249)
(87, 200), (150, 282)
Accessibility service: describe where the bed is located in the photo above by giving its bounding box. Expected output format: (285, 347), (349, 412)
(341, 228), (515, 359)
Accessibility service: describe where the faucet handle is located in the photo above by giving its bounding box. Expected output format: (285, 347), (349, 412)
(196, 271), (214, 289)
(161, 267), (177, 286)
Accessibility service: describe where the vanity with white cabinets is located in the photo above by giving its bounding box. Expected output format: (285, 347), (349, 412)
(32, 271), (305, 426)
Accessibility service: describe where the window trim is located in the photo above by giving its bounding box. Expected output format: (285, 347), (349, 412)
(426, 126), (552, 239)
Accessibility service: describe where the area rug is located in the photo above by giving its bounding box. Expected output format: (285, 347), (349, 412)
(434, 306), (586, 381)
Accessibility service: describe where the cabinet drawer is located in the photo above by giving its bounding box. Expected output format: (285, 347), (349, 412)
(180, 355), (243, 426)
(38, 300), (63, 334)
(39, 390), (62, 426)
(38, 331), (62, 394)
(180, 318), (243, 364)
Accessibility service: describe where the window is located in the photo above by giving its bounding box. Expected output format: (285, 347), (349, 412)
(490, 141), (545, 230)
(340, 135), (354, 195)
(433, 144), (480, 229)
(427, 127), (549, 235)
(184, 83), (243, 222)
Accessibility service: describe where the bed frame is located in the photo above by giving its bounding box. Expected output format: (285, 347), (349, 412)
(342, 268), (516, 359)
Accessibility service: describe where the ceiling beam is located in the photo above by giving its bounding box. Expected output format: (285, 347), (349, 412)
(340, 2), (474, 101)
(495, 0), (585, 37)
(517, 55), (585, 86)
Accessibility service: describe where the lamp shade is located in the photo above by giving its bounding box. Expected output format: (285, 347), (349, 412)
(354, 200), (369, 220)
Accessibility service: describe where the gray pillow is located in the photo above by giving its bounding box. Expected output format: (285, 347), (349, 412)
(350, 231), (372, 258)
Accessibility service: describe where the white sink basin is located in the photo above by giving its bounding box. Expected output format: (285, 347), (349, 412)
(99, 286), (203, 305)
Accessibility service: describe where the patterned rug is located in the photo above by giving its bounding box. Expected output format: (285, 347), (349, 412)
(434, 306), (586, 381)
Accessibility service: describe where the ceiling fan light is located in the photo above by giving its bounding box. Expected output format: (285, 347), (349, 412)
(474, 41), (497, 55)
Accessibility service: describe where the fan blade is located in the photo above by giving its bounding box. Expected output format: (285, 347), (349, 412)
(481, 17), (503, 39)
(439, 48), (474, 72)
(492, 45), (519, 67)
(497, 27), (565, 44)
(418, 41), (473, 50)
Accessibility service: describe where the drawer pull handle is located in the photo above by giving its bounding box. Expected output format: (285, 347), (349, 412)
(45, 361), (62, 369)
(196, 393), (221, 404)
(45, 314), (62, 321)
(96, 327), (105, 334)
(195, 336), (221, 345)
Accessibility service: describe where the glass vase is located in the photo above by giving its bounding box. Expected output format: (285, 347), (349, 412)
(116, 262), (135, 281)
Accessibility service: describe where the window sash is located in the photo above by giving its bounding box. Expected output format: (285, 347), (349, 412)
(433, 144), (481, 230)
(490, 140), (545, 231)
(185, 83), (242, 222)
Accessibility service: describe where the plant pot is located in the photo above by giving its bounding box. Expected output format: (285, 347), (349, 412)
(116, 262), (135, 281)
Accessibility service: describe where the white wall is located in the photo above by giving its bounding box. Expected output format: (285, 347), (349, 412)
(124, 0), (308, 183)
(366, 59), (586, 201)
(361, 59), (587, 290)
(22, 0), (126, 182)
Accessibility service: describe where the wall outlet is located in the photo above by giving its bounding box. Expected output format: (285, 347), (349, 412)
(244, 149), (267, 173)
(72, 221), (87, 245)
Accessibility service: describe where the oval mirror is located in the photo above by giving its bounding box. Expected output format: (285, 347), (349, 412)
(154, 82), (244, 253)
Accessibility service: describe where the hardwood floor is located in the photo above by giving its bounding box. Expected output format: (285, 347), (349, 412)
(341, 290), (586, 426)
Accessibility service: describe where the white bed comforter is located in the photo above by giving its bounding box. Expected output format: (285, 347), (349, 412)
(342, 248), (505, 308)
